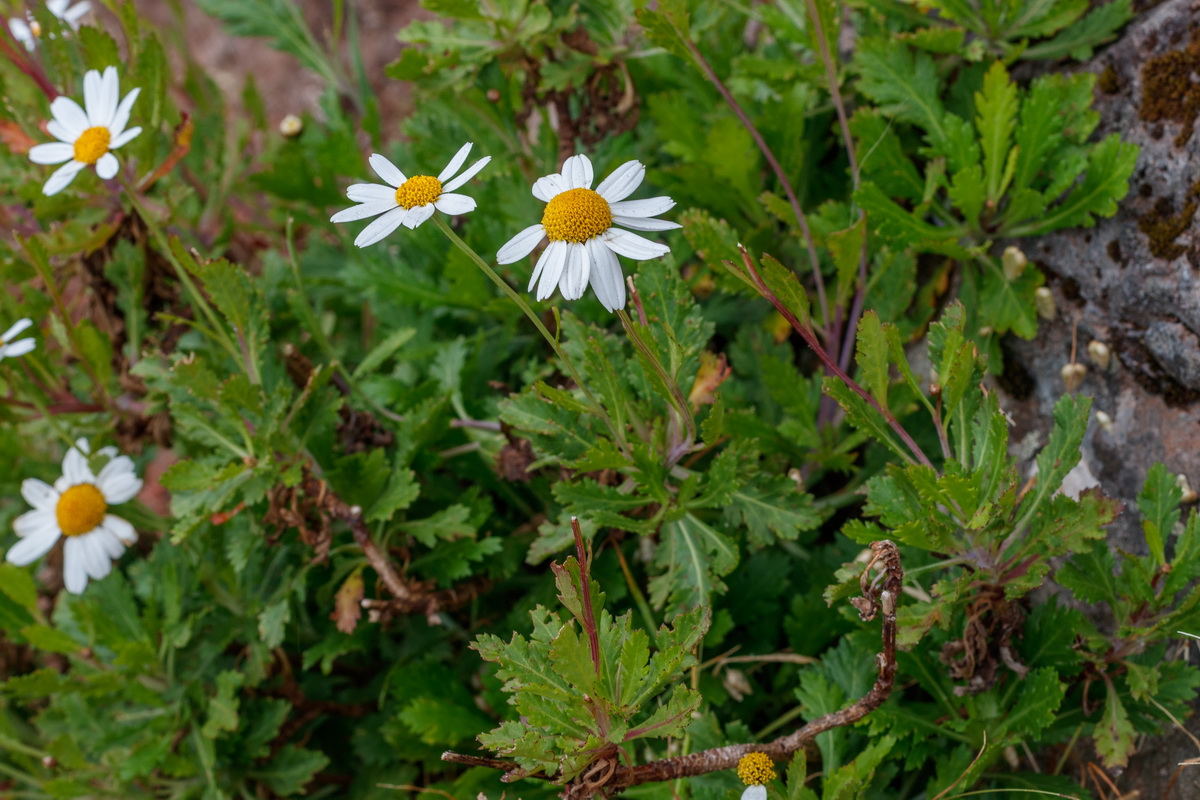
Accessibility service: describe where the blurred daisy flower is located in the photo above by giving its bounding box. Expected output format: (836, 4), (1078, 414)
(6, 438), (143, 594)
(28, 66), (142, 195)
(736, 752), (777, 800)
(0, 318), (36, 361)
(331, 142), (491, 248)
(495, 153), (679, 312)
(9, 1), (90, 51)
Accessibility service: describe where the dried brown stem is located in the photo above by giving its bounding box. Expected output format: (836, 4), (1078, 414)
(443, 540), (904, 797)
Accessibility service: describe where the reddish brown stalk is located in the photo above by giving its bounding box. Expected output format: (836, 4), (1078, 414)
(680, 37), (829, 335)
(0, 25), (58, 101)
(443, 541), (904, 798)
(738, 247), (933, 468)
(572, 516), (603, 677)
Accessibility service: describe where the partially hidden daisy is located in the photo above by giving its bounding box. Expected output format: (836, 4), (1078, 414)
(9, 1), (90, 51)
(28, 65), (142, 196)
(495, 153), (680, 312)
(6, 438), (143, 594)
(0, 318), (36, 361)
(736, 752), (777, 800)
(331, 142), (491, 248)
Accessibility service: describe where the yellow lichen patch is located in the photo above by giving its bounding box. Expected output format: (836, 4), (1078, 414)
(736, 752), (776, 786)
(395, 175), (442, 210)
(56, 483), (107, 537)
(73, 126), (110, 165)
(542, 187), (612, 243)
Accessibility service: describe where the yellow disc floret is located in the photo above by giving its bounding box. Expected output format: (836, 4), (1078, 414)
(542, 187), (612, 243)
(73, 126), (111, 165)
(737, 753), (776, 786)
(56, 483), (107, 537)
(395, 175), (442, 210)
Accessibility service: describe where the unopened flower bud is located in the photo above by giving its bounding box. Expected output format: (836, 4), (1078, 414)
(1035, 288), (1056, 320)
(1061, 362), (1087, 392)
(1002, 246), (1027, 281)
(486, 88), (501, 102)
(1088, 340), (1111, 371)
(41, 755), (56, 769)
(722, 668), (753, 701)
(1095, 410), (1114, 433)
(279, 114), (303, 137)
(1177, 474), (1198, 504)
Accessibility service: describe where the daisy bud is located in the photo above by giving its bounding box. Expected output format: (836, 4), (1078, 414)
(279, 114), (303, 137)
(1177, 474), (1198, 504)
(1061, 362), (1087, 392)
(1002, 246), (1027, 281)
(1087, 340), (1111, 371)
(1095, 410), (1114, 433)
(1034, 287), (1057, 321)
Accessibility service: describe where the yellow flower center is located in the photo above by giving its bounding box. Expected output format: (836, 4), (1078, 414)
(56, 483), (108, 537)
(30, 20), (42, 37)
(394, 175), (442, 210)
(736, 753), (776, 786)
(542, 187), (612, 243)
(73, 126), (111, 165)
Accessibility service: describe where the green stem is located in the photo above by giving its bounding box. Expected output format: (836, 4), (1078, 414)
(432, 215), (620, 442)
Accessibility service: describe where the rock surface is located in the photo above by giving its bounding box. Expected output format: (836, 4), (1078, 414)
(1002, 0), (1200, 795)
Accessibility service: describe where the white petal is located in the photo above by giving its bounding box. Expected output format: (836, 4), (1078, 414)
(96, 458), (141, 504)
(95, 152), (119, 180)
(109, 87), (140, 139)
(402, 203), (436, 229)
(331, 201), (396, 224)
(586, 237), (625, 312)
(110, 126), (141, 149)
(601, 228), (671, 261)
(527, 239), (562, 293)
(98, 67), (120, 127)
(101, 515), (136, 545)
(5, 526), (61, 567)
(20, 478), (58, 509)
(13, 509), (57, 539)
(612, 214), (682, 232)
(63, 2), (91, 25)
(562, 154), (593, 190)
(496, 224), (546, 265)
(609, 196), (676, 218)
(559, 243), (590, 301)
(442, 156), (490, 192)
(437, 142), (472, 183)
(61, 441), (94, 486)
(354, 206), (408, 248)
(49, 97), (89, 139)
(80, 533), (112, 580)
(534, 240), (568, 301)
(10, 18), (34, 50)
(742, 786), (767, 800)
(532, 173), (566, 202)
(368, 153), (406, 188)
(29, 142), (75, 165)
(42, 160), (85, 195)
(63, 538), (88, 593)
(345, 183), (396, 204)
(47, 0), (70, 15)
(96, 526), (128, 558)
(1, 339), (36, 358)
(83, 69), (103, 126)
(596, 160), (645, 202)
(434, 192), (476, 216)
(1, 318), (33, 341)
(46, 120), (76, 142)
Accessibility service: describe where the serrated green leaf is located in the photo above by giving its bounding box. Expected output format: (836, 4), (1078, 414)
(1137, 463), (1180, 566)
(976, 61), (1019, 204)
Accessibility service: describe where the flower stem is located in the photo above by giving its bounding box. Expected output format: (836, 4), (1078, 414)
(432, 215), (622, 444)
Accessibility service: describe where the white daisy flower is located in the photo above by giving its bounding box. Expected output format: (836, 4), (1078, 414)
(9, 1), (91, 51)
(495, 153), (680, 312)
(6, 438), (143, 594)
(331, 142), (491, 248)
(27, 65), (142, 196)
(0, 318), (36, 361)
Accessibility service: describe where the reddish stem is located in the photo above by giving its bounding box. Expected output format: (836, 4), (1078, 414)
(572, 516), (602, 677)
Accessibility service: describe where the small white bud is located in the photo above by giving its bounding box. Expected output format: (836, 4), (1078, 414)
(1177, 474), (1198, 504)
(1095, 410), (1114, 433)
(881, 589), (895, 616)
(1035, 287), (1057, 320)
(1087, 340), (1111, 371)
(279, 114), (303, 137)
(1002, 246), (1027, 281)
(1061, 362), (1087, 392)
